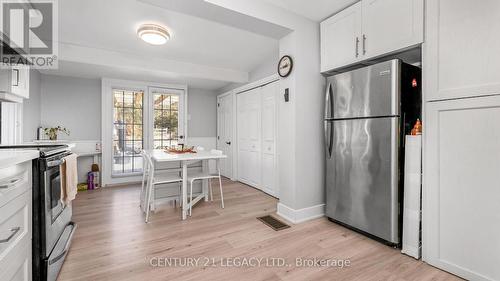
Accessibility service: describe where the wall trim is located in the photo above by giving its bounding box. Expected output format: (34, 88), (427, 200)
(277, 203), (325, 224)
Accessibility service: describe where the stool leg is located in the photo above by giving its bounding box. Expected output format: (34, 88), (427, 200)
(189, 180), (193, 216)
(218, 176), (224, 209)
(209, 178), (213, 201)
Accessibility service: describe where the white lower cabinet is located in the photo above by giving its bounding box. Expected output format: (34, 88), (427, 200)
(0, 161), (32, 281)
(423, 95), (500, 281)
(237, 81), (278, 197)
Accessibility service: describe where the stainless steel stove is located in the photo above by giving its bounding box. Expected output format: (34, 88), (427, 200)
(0, 144), (77, 281)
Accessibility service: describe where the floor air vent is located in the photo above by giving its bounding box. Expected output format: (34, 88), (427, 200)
(257, 215), (290, 231)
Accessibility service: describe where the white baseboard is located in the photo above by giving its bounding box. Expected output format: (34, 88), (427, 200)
(277, 203), (325, 224)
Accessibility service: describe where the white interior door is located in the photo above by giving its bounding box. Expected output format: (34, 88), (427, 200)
(260, 82), (278, 197)
(237, 88), (261, 188)
(217, 94), (233, 178)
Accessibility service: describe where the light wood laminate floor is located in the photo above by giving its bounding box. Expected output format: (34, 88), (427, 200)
(58, 179), (460, 281)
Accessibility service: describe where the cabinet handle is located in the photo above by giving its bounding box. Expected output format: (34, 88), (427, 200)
(12, 69), (19, 87)
(0, 177), (21, 189)
(362, 34), (367, 55)
(355, 37), (360, 57)
(0, 227), (21, 243)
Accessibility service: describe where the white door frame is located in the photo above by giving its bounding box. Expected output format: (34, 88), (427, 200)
(101, 78), (188, 186)
(217, 74), (279, 185)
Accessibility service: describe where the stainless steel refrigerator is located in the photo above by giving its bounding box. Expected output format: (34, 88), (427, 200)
(324, 59), (421, 245)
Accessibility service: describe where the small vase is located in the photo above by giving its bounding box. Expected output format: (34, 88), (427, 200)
(49, 134), (57, 141)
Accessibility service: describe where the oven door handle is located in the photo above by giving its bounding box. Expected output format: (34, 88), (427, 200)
(48, 223), (77, 265)
(47, 159), (65, 168)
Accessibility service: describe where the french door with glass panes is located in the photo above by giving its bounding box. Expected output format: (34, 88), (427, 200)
(148, 87), (185, 150)
(112, 89), (145, 176)
(110, 86), (185, 179)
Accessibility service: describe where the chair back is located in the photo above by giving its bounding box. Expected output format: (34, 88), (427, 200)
(141, 150), (153, 174)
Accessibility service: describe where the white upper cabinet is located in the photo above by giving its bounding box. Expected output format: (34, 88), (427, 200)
(362, 0), (423, 59)
(0, 66), (29, 101)
(320, 2), (362, 73)
(11, 66), (30, 99)
(425, 0), (500, 101)
(320, 0), (423, 72)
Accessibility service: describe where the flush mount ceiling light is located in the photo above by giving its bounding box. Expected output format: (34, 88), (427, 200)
(137, 24), (170, 45)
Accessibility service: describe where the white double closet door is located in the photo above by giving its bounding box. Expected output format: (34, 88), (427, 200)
(237, 81), (278, 197)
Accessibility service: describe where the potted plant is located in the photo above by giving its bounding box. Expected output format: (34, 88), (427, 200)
(44, 126), (70, 141)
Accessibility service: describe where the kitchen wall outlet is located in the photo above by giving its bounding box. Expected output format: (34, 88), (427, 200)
(284, 88), (289, 102)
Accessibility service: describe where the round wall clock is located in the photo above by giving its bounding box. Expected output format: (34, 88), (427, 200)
(278, 55), (293, 78)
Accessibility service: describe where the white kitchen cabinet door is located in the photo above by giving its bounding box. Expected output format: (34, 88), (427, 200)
(320, 1), (362, 72)
(217, 94), (233, 178)
(261, 82), (277, 197)
(237, 88), (261, 187)
(425, 0), (500, 101)
(423, 95), (500, 281)
(362, 0), (423, 60)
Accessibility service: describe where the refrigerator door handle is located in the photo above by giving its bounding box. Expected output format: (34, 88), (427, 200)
(324, 121), (333, 158)
(324, 82), (333, 119)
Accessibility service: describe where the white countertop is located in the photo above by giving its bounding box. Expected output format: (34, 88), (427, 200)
(0, 150), (39, 169)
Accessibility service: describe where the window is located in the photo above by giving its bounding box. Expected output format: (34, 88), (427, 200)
(153, 91), (179, 149)
(102, 80), (186, 184)
(112, 89), (144, 175)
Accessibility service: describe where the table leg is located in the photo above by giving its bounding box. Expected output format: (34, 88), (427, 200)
(182, 161), (188, 220)
(202, 160), (209, 201)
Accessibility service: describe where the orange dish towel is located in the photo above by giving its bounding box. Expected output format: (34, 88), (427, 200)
(60, 153), (79, 205)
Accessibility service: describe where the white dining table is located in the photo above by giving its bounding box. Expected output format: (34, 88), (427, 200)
(148, 149), (227, 220)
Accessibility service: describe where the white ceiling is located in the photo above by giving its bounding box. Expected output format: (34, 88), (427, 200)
(42, 0), (282, 90)
(259, 0), (359, 21)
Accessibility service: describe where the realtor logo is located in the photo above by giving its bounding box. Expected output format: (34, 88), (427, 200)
(0, 0), (58, 69)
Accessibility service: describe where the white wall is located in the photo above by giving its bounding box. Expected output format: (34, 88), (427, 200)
(208, 0), (326, 222)
(188, 88), (218, 137)
(218, 51), (279, 94)
(22, 75), (219, 141)
(22, 70), (42, 142)
(40, 75), (102, 140)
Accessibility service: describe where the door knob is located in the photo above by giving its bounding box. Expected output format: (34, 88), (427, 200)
(226, 141), (231, 145)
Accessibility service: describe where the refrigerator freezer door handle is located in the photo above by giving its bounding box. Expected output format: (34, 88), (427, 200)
(324, 82), (333, 119)
(324, 121), (333, 158)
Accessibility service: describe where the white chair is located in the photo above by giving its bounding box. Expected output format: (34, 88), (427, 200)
(141, 151), (183, 223)
(188, 149), (224, 216)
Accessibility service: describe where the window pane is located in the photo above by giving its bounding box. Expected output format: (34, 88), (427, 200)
(171, 96), (179, 110)
(134, 109), (143, 124)
(124, 108), (134, 124)
(154, 94), (164, 109)
(123, 92), (134, 107)
(112, 89), (144, 176)
(134, 92), (143, 108)
(162, 95), (171, 109)
(113, 91), (124, 107)
(151, 92), (180, 151)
